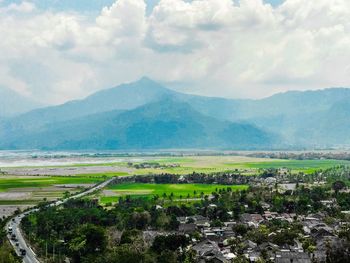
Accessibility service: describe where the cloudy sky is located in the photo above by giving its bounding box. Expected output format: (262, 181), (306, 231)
(0, 0), (349, 105)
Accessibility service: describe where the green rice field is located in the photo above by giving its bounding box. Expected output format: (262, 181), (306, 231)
(0, 176), (104, 192)
(99, 183), (248, 204)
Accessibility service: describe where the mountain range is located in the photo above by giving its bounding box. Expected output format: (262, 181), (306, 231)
(0, 77), (349, 150)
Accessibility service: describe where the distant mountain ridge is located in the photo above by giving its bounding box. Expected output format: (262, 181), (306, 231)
(0, 77), (349, 150)
(0, 99), (275, 150)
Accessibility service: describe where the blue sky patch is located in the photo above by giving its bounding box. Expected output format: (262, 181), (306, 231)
(1, 0), (285, 14)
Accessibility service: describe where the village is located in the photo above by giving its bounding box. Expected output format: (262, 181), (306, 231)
(100, 166), (350, 262)
(175, 205), (347, 262)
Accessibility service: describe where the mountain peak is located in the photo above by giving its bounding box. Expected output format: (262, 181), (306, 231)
(128, 76), (170, 93)
(137, 76), (156, 84)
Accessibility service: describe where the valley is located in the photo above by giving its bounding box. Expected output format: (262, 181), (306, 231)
(1, 153), (349, 209)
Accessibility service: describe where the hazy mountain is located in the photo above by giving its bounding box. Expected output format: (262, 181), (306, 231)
(0, 87), (41, 117)
(1, 77), (174, 131)
(240, 88), (350, 146)
(1, 77), (350, 150)
(0, 100), (275, 150)
(235, 88), (350, 119)
(0, 77), (245, 139)
(289, 100), (350, 147)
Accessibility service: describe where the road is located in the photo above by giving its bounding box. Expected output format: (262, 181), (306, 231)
(5, 177), (115, 263)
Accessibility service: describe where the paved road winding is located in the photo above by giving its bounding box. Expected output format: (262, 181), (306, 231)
(5, 177), (115, 263)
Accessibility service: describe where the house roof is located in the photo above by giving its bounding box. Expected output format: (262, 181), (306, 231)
(275, 251), (311, 263)
(179, 223), (196, 233)
(192, 239), (220, 257)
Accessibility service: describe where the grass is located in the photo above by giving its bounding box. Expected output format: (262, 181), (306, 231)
(0, 176), (104, 192)
(99, 183), (248, 204)
(0, 175), (104, 206)
(0, 200), (38, 205)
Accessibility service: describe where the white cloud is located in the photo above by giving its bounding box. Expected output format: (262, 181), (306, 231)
(0, 65), (31, 96)
(0, 1), (36, 13)
(97, 0), (146, 38)
(0, 0), (350, 104)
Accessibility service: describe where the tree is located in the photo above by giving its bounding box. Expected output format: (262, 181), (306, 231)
(120, 229), (142, 245)
(157, 250), (177, 263)
(332, 180), (346, 195)
(63, 191), (70, 199)
(155, 212), (170, 229)
(105, 245), (145, 263)
(151, 234), (189, 253)
(233, 224), (248, 236)
(68, 224), (107, 260)
(0, 243), (19, 263)
(129, 211), (151, 230)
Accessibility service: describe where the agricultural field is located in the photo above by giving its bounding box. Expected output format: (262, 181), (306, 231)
(5, 155), (349, 177)
(98, 183), (249, 204)
(1, 154), (350, 214)
(0, 174), (105, 211)
(113, 156), (350, 175)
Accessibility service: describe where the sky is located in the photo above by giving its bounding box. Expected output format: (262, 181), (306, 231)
(0, 0), (349, 104)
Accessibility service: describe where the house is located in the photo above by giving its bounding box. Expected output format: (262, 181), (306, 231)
(176, 216), (187, 224)
(313, 236), (344, 262)
(310, 227), (334, 239)
(244, 240), (258, 250)
(179, 223), (196, 234)
(258, 242), (279, 252)
(278, 183), (297, 194)
(278, 213), (295, 223)
(245, 251), (260, 262)
(192, 239), (225, 261)
(222, 250), (236, 260)
(263, 211), (278, 220)
(302, 219), (327, 234)
(195, 218), (210, 229)
(223, 221), (236, 228)
(193, 239), (220, 255)
(202, 254), (229, 263)
(240, 213), (264, 227)
(320, 199), (336, 208)
(176, 215), (210, 228)
(204, 232), (220, 241)
(265, 177), (277, 185)
(192, 215), (208, 221)
(260, 201), (271, 210)
(275, 251), (311, 263)
(289, 239), (304, 253)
